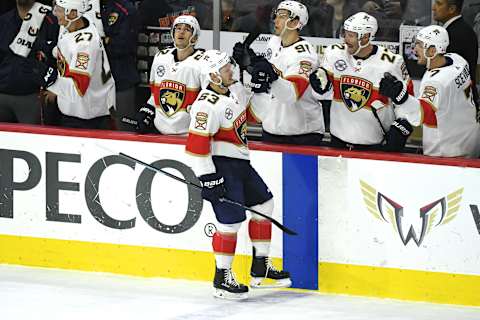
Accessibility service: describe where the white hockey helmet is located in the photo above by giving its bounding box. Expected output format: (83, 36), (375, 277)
(55, 0), (88, 17)
(172, 15), (201, 39)
(275, 0), (309, 30)
(415, 25), (449, 55)
(343, 12), (378, 41)
(201, 50), (236, 86)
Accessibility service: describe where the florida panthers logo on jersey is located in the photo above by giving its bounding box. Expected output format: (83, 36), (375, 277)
(340, 76), (372, 112)
(157, 80), (186, 117)
(234, 111), (248, 145)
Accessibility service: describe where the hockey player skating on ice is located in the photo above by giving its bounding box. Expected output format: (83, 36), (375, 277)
(309, 12), (415, 151)
(234, 0), (323, 146)
(186, 50), (291, 300)
(134, 15), (204, 134)
(379, 25), (480, 158)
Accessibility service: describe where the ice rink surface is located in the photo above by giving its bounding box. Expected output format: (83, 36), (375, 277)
(1, 264), (479, 320)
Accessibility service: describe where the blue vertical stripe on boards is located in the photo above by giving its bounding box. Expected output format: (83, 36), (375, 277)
(282, 153), (318, 290)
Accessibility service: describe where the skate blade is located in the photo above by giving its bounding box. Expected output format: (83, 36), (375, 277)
(250, 277), (292, 289)
(213, 288), (248, 300)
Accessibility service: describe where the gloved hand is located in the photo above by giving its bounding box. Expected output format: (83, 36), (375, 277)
(251, 70), (272, 93)
(250, 59), (279, 93)
(23, 58), (58, 88)
(309, 67), (331, 95)
(135, 103), (156, 133)
(379, 72), (408, 105)
(232, 42), (258, 69)
(198, 173), (226, 205)
(250, 59), (278, 82)
(384, 118), (413, 152)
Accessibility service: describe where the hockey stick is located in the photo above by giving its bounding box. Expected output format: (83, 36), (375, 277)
(239, 29), (261, 84)
(117, 152), (297, 236)
(370, 104), (387, 144)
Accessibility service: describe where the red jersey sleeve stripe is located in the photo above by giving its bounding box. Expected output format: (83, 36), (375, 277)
(246, 104), (261, 124)
(150, 84), (160, 106)
(186, 132), (211, 155)
(406, 79), (414, 96)
(285, 75), (309, 99)
(184, 89), (200, 109)
(419, 98), (438, 127)
(66, 70), (90, 96)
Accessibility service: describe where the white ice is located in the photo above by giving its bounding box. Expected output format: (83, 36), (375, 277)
(0, 264), (479, 320)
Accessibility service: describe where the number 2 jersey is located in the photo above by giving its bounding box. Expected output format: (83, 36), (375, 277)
(185, 83), (250, 176)
(316, 44), (414, 145)
(48, 20), (115, 119)
(147, 48), (204, 134)
(250, 35), (323, 136)
(396, 53), (480, 158)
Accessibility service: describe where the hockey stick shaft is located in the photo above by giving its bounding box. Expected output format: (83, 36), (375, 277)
(118, 152), (297, 236)
(239, 29), (261, 84)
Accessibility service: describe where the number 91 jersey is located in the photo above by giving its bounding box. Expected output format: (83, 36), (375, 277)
(252, 35), (322, 136)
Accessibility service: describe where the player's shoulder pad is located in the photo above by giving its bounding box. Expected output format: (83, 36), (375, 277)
(324, 42), (346, 57)
(192, 89), (218, 111)
(154, 47), (175, 59)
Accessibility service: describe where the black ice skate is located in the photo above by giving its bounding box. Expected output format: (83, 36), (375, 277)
(213, 267), (248, 300)
(250, 248), (292, 289)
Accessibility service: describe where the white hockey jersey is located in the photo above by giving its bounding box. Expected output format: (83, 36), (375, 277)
(48, 20), (115, 119)
(147, 48), (204, 134)
(398, 53), (480, 158)
(186, 83), (250, 176)
(317, 44), (413, 145)
(250, 36), (323, 136)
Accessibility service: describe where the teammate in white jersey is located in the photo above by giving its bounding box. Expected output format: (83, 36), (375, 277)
(237, 0), (323, 146)
(44, 0), (115, 129)
(133, 15), (204, 135)
(310, 12), (415, 151)
(379, 25), (480, 158)
(186, 50), (291, 300)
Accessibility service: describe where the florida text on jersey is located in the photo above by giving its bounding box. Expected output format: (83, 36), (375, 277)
(147, 48), (204, 134)
(319, 43), (414, 145)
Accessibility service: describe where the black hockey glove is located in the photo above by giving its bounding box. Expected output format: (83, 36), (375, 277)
(199, 173), (226, 205)
(135, 103), (156, 133)
(23, 58), (58, 88)
(250, 59), (279, 93)
(384, 118), (413, 152)
(251, 59), (278, 82)
(379, 72), (408, 105)
(232, 42), (257, 70)
(251, 69), (272, 93)
(309, 67), (332, 95)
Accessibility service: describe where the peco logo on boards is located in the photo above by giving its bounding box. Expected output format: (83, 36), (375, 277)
(0, 149), (203, 234)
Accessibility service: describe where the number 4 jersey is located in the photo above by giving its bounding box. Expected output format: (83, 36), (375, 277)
(48, 20), (115, 119)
